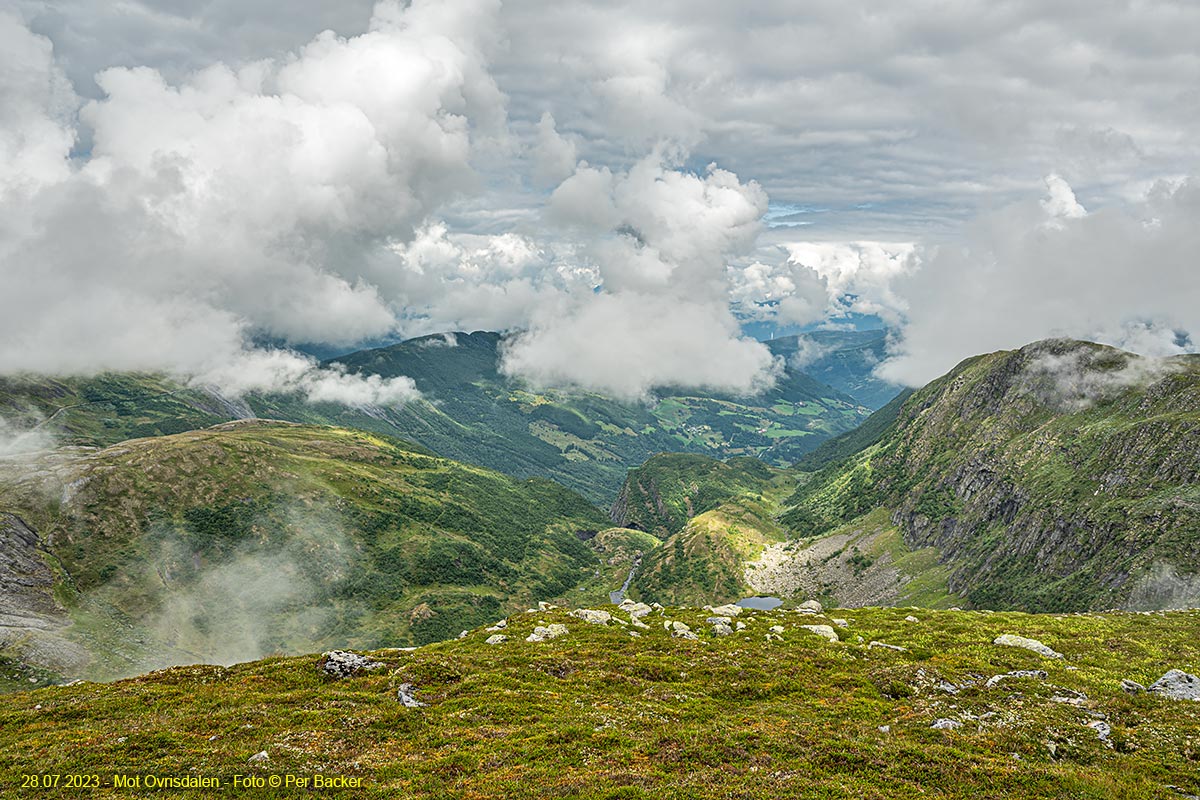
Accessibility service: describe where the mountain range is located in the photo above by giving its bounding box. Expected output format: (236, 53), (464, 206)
(1, 334), (1198, 689)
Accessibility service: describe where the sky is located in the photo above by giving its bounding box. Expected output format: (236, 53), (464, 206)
(2, 0), (1198, 400)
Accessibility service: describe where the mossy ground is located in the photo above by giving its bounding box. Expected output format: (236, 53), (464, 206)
(2, 606), (1198, 798)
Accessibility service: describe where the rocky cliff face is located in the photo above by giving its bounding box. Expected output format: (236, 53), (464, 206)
(786, 339), (1200, 611)
(0, 514), (88, 673)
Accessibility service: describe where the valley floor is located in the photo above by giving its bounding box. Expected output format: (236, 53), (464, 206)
(2, 605), (1199, 798)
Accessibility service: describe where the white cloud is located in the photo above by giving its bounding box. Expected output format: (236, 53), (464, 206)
(502, 152), (778, 398)
(1040, 173), (1087, 223)
(502, 294), (779, 401)
(0, 12), (76, 199)
(531, 111), (578, 186)
(880, 175), (1200, 386)
(0, 1), (503, 403)
(729, 241), (916, 326)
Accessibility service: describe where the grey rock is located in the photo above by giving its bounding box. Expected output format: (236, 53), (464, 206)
(569, 609), (612, 625)
(625, 602), (654, 619)
(799, 624), (838, 643)
(1086, 719), (1112, 742)
(248, 751), (269, 764)
(869, 641), (908, 652)
(905, 615), (920, 623)
(319, 650), (383, 679)
(831, 618), (849, 628)
(993, 634), (1063, 659)
(1148, 669), (1200, 700)
(710, 622), (734, 637)
(526, 623), (569, 643)
(708, 604), (743, 617)
(397, 683), (426, 708)
(1120, 678), (1146, 694)
(796, 600), (823, 614)
(484, 634), (508, 645)
(706, 616), (733, 625)
(670, 621), (691, 634)
(930, 718), (962, 730)
(984, 669), (1048, 688)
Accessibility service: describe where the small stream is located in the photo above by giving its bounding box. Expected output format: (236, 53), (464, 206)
(609, 553), (643, 604)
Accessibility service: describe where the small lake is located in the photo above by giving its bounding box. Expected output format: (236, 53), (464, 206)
(736, 596), (783, 610)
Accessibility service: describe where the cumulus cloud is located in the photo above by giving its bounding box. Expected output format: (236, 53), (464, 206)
(530, 111), (578, 186)
(503, 294), (779, 401)
(0, 1), (503, 403)
(0, 12), (75, 198)
(502, 152), (778, 399)
(880, 175), (1200, 386)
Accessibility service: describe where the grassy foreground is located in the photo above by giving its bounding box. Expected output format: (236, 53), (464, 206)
(2, 606), (1198, 799)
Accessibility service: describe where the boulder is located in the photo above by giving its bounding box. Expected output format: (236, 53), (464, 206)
(796, 600), (823, 614)
(526, 624), (569, 643)
(931, 718), (962, 730)
(710, 621), (734, 637)
(708, 604), (743, 617)
(993, 634), (1063, 659)
(485, 634), (508, 645)
(318, 650), (383, 679)
(569, 609), (612, 625)
(1148, 669), (1200, 701)
(799, 624), (838, 643)
(622, 601), (654, 619)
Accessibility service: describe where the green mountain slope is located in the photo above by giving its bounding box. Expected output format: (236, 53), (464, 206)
(3, 604), (1199, 799)
(0, 331), (874, 504)
(0, 421), (610, 681)
(605, 452), (950, 609)
(766, 329), (902, 410)
(310, 330), (869, 501)
(782, 339), (1200, 612)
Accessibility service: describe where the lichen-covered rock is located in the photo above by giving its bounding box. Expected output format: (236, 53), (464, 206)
(622, 601), (654, 619)
(569, 609), (612, 625)
(984, 669), (1048, 688)
(485, 634), (508, 645)
(993, 634), (1062, 659)
(708, 604), (743, 617)
(318, 650), (383, 679)
(931, 718), (962, 730)
(710, 621), (733, 636)
(796, 600), (823, 614)
(526, 624), (569, 643)
(1148, 669), (1200, 700)
(397, 683), (426, 708)
(869, 641), (907, 652)
(799, 624), (838, 642)
(1120, 678), (1146, 694)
